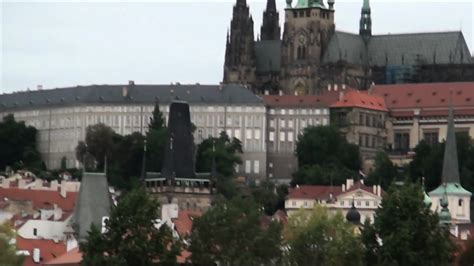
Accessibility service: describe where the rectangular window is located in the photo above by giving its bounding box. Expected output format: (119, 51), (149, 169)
(234, 129), (241, 140)
(423, 131), (439, 146)
(340, 201), (344, 206)
(280, 119), (286, 128)
(280, 132), (286, 142)
(33, 228), (37, 236)
(269, 131), (275, 141)
(288, 132), (294, 142)
(394, 132), (410, 151)
(254, 160), (260, 174)
(281, 109), (286, 115)
(365, 201), (370, 206)
(288, 120), (294, 128)
(245, 160), (251, 174)
(270, 119), (275, 128)
(246, 129), (252, 140)
(254, 129), (261, 140)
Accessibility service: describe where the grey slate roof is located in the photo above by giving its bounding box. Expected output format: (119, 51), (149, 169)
(441, 106), (460, 184)
(323, 31), (472, 67)
(255, 40), (281, 73)
(0, 84), (263, 112)
(72, 172), (112, 242)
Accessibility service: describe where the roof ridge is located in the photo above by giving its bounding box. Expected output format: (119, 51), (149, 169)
(372, 30), (462, 37)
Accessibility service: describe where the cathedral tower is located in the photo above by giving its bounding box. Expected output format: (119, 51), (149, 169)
(359, 0), (372, 42)
(280, 0), (336, 95)
(223, 0), (256, 85)
(261, 0), (281, 41)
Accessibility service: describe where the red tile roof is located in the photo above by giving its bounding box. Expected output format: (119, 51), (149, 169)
(372, 82), (474, 116)
(330, 90), (388, 112)
(288, 182), (383, 200)
(263, 91), (340, 108)
(172, 210), (202, 237)
(16, 236), (67, 266)
(43, 247), (82, 265)
(0, 188), (77, 211)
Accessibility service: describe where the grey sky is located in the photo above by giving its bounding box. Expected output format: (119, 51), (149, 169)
(1, 0), (473, 93)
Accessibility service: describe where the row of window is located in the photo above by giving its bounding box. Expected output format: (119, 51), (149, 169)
(292, 10), (330, 19)
(244, 160), (260, 174)
(269, 117), (328, 128)
(269, 131), (295, 142)
(359, 134), (382, 149)
(269, 108), (328, 115)
(359, 113), (385, 128)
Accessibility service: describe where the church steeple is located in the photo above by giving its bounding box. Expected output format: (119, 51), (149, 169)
(223, 0), (256, 85)
(260, 0), (281, 41)
(359, 0), (372, 41)
(441, 101), (460, 184)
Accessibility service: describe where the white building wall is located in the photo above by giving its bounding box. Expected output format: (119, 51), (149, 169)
(18, 219), (70, 240)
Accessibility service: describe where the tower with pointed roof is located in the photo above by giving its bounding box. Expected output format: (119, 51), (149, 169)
(359, 0), (372, 42)
(261, 0), (281, 41)
(223, 0), (256, 85)
(429, 101), (472, 224)
(280, 0), (336, 95)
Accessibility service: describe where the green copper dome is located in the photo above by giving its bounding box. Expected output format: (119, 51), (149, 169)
(294, 0), (326, 9)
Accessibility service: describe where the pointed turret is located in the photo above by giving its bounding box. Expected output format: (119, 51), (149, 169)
(260, 0), (281, 41)
(438, 185), (451, 227)
(359, 0), (372, 41)
(441, 103), (460, 183)
(223, 0), (256, 85)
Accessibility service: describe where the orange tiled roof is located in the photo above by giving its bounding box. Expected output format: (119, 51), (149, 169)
(43, 247), (82, 265)
(0, 188), (77, 211)
(172, 210), (202, 237)
(372, 82), (474, 116)
(330, 90), (388, 112)
(16, 236), (67, 266)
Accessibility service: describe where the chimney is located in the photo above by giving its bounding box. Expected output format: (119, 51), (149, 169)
(18, 179), (27, 189)
(294, 91), (298, 96)
(339, 91), (345, 101)
(328, 84), (332, 91)
(342, 184), (346, 192)
(279, 90), (283, 96)
(373, 185), (377, 194)
(1, 177), (9, 188)
(334, 84), (338, 91)
(37, 85), (43, 90)
(33, 248), (40, 263)
(122, 86), (128, 98)
(50, 180), (59, 191)
(342, 84), (347, 90)
(377, 185), (382, 196)
(60, 182), (67, 198)
(264, 90), (269, 95)
(128, 80), (135, 86)
(346, 179), (354, 190)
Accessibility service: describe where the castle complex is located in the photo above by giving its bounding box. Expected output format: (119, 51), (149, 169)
(223, 0), (474, 95)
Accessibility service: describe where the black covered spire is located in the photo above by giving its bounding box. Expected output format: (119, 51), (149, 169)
(441, 99), (460, 184)
(359, 0), (372, 41)
(260, 0), (281, 41)
(346, 200), (361, 224)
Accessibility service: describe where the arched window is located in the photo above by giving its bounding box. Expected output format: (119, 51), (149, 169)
(459, 199), (463, 207)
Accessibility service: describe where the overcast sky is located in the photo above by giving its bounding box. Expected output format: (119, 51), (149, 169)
(1, 0), (473, 93)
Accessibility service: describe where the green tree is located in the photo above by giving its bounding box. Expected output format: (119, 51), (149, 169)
(366, 150), (399, 190)
(361, 183), (455, 266)
(251, 181), (287, 215)
(0, 114), (43, 171)
(284, 206), (364, 266)
(75, 123), (117, 171)
(293, 126), (360, 186)
(146, 101), (168, 172)
(149, 100), (165, 131)
(196, 131), (242, 199)
(80, 188), (180, 266)
(189, 197), (282, 265)
(0, 222), (24, 266)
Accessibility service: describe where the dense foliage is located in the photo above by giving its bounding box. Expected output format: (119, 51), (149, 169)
(293, 125), (361, 185)
(366, 150), (400, 190)
(361, 183), (455, 266)
(0, 114), (43, 172)
(189, 197), (282, 265)
(80, 188), (180, 266)
(0, 222), (24, 266)
(284, 206), (364, 266)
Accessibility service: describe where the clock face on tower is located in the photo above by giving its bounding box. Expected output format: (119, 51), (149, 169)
(299, 34), (306, 44)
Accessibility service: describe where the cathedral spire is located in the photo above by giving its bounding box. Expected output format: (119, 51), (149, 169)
(359, 0), (372, 41)
(441, 94), (460, 184)
(260, 0), (281, 41)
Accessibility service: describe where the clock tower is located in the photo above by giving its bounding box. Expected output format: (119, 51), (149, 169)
(280, 0), (335, 95)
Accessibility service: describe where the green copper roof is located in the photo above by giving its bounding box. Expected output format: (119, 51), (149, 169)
(429, 183), (472, 196)
(294, 0), (326, 9)
(362, 0), (371, 12)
